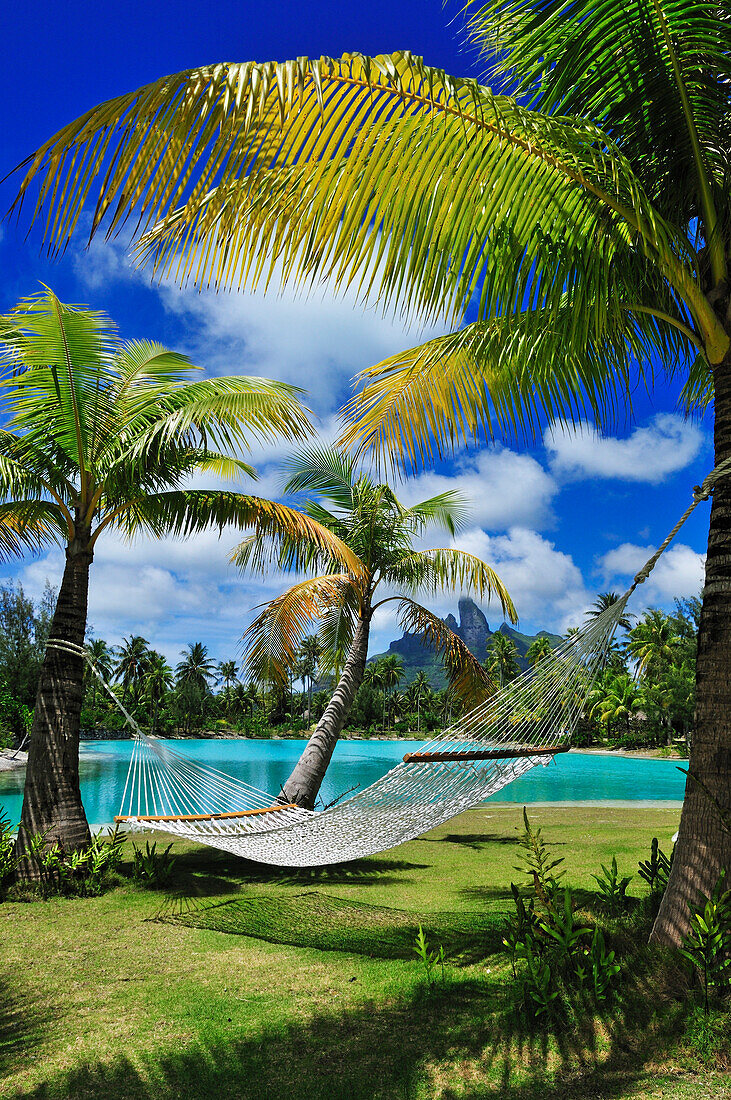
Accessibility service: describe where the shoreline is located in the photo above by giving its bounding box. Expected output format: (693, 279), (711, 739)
(0, 740), (688, 774)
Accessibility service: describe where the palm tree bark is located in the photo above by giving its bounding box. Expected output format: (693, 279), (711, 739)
(15, 542), (93, 878)
(651, 347), (731, 945)
(280, 615), (371, 809)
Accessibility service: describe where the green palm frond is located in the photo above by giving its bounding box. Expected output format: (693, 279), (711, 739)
(395, 597), (495, 703)
(468, 0), (729, 272)
(342, 296), (700, 462)
(242, 574), (351, 685)
(385, 548), (518, 623)
(402, 491), (470, 536)
(282, 445), (357, 510)
(0, 501), (68, 558)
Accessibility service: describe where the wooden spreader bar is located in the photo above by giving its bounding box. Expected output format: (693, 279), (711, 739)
(402, 746), (569, 764)
(114, 803), (297, 824)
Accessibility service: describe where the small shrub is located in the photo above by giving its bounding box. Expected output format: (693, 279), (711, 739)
(592, 855), (633, 915)
(638, 837), (673, 895)
(515, 807), (565, 903)
(0, 814), (23, 894)
(131, 840), (175, 888)
(682, 1005), (731, 1065)
(679, 872), (731, 1013)
(25, 828), (124, 898)
(413, 925), (446, 990)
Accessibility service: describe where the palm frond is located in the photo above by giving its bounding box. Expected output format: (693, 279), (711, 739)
(403, 491), (471, 536)
(386, 549), (517, 623)
(0, 500), (69, 557)
(395, 597), (495, 704)
(282, 445), (356, 510)
(242, 574), (351, 685)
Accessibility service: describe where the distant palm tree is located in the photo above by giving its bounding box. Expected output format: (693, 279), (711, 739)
(217, 659), (239, 722)
(486, 633), (520, 688)
(589, 673), (644, 737)
(298, 636), (322, 722)
(628, 611), (679, 679)
(586, 593), (633, 632)
(85, 638), (115, 710)
(525, 636), (552, 667)
(408, 670), (432, 735)
(240, 445), (514, 807)
(379, 654), (404, 731)
(177, 643), (217, 693)
(142, 651), (174, 734)
(115, 636), (151, 707)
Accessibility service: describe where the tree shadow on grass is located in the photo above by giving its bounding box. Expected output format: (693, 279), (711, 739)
(423, 832), (523, 850)
(0, 973), (57, 1081)
(20, 972), (687, 1100)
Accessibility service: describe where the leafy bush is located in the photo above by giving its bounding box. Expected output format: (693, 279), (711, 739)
(27, 828), (125, 898)
(413, 925), (446, 990)
(0, 814), (23, 894)
(131, 840), (175, 888)
(514, 807), (564, 901)
(592, 856), (633, 915)
(638, 837), (673, 895)
(679, 873), (731, 1013)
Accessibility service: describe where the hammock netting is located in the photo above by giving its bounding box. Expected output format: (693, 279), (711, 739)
(52, 464), (720, 867)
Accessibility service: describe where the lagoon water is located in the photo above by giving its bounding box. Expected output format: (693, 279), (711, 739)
(0, 739), (686, 827)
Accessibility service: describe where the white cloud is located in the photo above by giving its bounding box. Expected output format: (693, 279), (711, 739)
(598, 541), (706, 605)
(545, 414), (706, 484)
(399, 447), (557, 532)
(448, 526), (592, 632)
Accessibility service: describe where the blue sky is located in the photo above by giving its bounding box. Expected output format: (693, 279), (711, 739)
(0, 1), (711, 666)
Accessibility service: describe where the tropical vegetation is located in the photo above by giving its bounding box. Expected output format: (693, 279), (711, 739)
(0, 289), (360, 872)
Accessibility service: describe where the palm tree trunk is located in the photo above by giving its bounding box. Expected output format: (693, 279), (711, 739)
(281, 616), (371, 809)
(15, 543), (93, 878)
(651, 347), (731, 946)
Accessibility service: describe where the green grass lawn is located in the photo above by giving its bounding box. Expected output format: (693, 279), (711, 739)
(1, 804), (729, 1099)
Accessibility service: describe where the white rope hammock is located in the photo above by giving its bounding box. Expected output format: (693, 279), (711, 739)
(49, 463), (722, 867)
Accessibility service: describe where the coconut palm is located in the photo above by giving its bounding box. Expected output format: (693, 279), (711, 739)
(142, 651), (174, 735)
(217, 660), (239, 692)
(486, 632), (520, 688)
(239, 446), (515, 807)
(525, 636), (553, 667)
(11, 4), (730, 940)
(297, 636), (321, 722)
(378, 654), (404, 731)
(85, 638), (115, 710)
(588, 673), (644, 738)
(408, 670), (432, 735)
(627, 610), (680, 680)
(0, 290), (354, 870)
(114, 635), (151, 707)
(586, 594), (633, 633)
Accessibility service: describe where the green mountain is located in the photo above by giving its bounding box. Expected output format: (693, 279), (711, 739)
(369, 597), (563, 689)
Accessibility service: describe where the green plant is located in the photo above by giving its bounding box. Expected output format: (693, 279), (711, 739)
(0, 813), (24, 892)
(638, 837), (673, 895)
(132, 840), (176, 888)
(586, 928), (621, 1003)
(682, 1005), (731, 1064)
(679, 873), (731, 1014)
(537, 887), (592, 965)
(502, 883), (542, 979)
(592, 855), (633, 915)
(520, 938), (558, 1018)
(514, 807), (565, 903)
(413, 924), (446, 989)
(27, 828), (125, 898)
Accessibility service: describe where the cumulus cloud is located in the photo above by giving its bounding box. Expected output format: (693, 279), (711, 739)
(398, 447), (557, 532)
(446, 526), (592, 632)
(545, 414), (706, 484)
(598, 541), (706, 605)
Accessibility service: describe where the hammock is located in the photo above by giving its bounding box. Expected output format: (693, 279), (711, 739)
(49, 466), (718, 867)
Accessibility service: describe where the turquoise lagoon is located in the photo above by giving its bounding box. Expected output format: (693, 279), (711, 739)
(0, 739), (685, 827)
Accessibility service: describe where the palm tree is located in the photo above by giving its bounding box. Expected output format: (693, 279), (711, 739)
(239, 446), (515, 807)
(114, 635), (151, 707)
(217, 659), (239, 722)
(379, 654), (404, 731)
(297, 636), (321, 723)
(525, 636), (553, 667)
(586, 593), (633, 633)
(589, 673), (644, 738)
(85, 638), (115, 711)
(486, 633), (520, 688)
(408, 670), (432, 735)
(627, 610), (680, 680)
(142, 651), (174, 735)
(11, 6), (730, 941)
(0, 290), (352, 870)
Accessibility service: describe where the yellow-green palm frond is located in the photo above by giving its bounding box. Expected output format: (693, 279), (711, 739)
(242, 574), (351, 686)
(0, 501), (69, 558)
(341, 293), (700, 464)
(12, 53), (678, 331)
(386, 548), (517, 623)
(99, 491), (364, 574)
(395, 597), (495, 704)
(401, 491), (470, 536)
